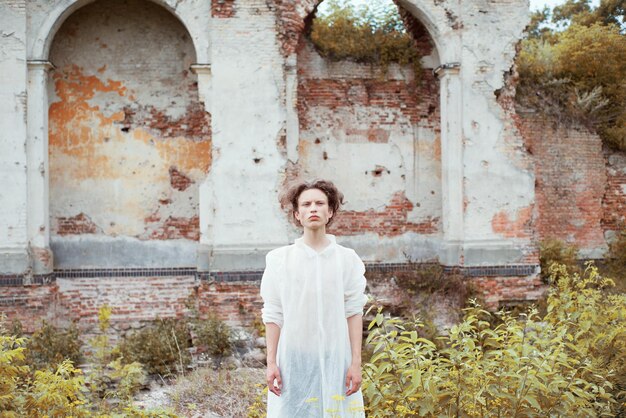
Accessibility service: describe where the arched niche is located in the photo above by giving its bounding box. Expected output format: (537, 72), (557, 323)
(30, 0), (211, 269)
(283, 0), (462, 264)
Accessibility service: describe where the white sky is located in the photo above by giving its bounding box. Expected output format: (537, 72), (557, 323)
(529, 0), (599, 11)
(319, 0), (601, 14)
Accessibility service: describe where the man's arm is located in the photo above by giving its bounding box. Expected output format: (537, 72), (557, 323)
(345, 314), (363, 396)
(265, 322), (282, 396)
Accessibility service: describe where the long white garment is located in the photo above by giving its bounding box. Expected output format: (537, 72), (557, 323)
(260, 234), (368, 418)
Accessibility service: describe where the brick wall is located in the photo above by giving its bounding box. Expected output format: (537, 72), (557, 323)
(212, 0), (236, 18)
(0, 263), (548, 336)
(602, 151), (626, 233)
(518, 114), (613, 254)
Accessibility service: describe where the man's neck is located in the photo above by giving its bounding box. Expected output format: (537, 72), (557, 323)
(302, 227), (330, 252)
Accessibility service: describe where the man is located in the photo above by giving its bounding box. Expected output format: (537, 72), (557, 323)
(260, 179), (368, 417)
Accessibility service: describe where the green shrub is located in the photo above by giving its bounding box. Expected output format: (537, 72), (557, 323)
(362, 262), (625, 417)
(26, 320), (82, 370)
(310, 0), (422, 77)
(193, 314), (233, 358)
(118, 318), (192, 377)
(539, 238), (580, 283)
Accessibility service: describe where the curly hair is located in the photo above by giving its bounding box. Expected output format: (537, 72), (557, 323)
(280, 179), (344, 227)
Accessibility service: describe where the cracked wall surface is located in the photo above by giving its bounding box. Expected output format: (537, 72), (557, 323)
(0, 0), (29, 272)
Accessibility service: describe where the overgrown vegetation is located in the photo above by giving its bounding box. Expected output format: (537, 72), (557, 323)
(0, 307), (176, 417)
(119, 318), (192, 377)
(538, 237), (580, 282)
(362, 262), (626, 417)
(193, 313), (234, 358)
(25, 320), (83, 371)
(310, 0), (422, 77)
(517, 0), (626, 151)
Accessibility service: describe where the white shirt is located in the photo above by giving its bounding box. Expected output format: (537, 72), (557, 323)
(261, 234), (367, 417)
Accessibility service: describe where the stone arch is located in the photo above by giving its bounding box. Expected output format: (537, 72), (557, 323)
(29, 0), (203, 62)
(283, 0), (462, 263)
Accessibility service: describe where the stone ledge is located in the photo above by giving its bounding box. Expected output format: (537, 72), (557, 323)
(0, 263), (540, 286)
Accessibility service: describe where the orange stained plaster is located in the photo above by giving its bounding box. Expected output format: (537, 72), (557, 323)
(491, 206), (533, 238)
(49, 65), (211, 181)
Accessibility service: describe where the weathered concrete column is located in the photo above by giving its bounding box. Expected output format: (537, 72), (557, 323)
(0, 3), (29, 274)
(27, 60), (55, 274)
(191, 63), (213, 271)
(200, 9), (289, 271)
(435, 63), (464, 266)
(284, 54), (299, 163)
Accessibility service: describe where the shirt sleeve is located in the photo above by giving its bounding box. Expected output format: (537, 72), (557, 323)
(345, 250), (368, 318)
(260, 251), (283, 328)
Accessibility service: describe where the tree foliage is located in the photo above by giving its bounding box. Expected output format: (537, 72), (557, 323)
(517, 1), (626, 151)
(310, 0), (422, 77)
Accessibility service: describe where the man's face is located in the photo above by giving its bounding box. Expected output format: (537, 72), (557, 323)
(295, 188), (333, 230)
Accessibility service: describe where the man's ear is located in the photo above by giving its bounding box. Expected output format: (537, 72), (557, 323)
(294, 210), (300, 222)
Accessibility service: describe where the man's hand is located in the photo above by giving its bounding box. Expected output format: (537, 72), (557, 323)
(266, 363), (282, 396)
(345, 362), (362, 396)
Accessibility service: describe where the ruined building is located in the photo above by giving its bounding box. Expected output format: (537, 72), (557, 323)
(1, 0), (624, 331)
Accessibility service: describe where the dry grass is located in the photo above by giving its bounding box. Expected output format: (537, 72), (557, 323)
(167, 367), (264, 417)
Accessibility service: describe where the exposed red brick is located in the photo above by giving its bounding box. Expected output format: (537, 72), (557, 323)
(472, 274), (546, 310)
(169, 166), (193, 191)
(122, 101), (211, 142)
(297, 73), (440, 131)
(273, 0), (320, 56)
(197, 282), (263, 325)
(212, 0), (236, 18)
(602, 150), (626, 232)
(0, 284), (57, 333)
(519, 115), (607, 250)
(144, 215), (200, 241)
(56, 213), (101, 235)
(394, 0), (435, 57)
(491, 206), (533, 239)
(329, 192), (440, 237)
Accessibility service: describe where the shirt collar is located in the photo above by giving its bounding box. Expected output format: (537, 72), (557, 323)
(295, 234), (337, 258)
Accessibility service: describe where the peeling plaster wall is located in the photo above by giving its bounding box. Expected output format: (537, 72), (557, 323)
(296, 32), (443, 262)
(201, 0), (290, 270)
(0, 1), (29, 274)
(47, 0), (210, 267)
(456, 0), (536, 264)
